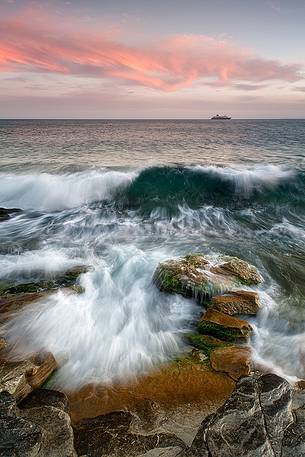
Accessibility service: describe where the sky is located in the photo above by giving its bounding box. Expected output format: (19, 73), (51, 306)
(0, 0), (305, 118)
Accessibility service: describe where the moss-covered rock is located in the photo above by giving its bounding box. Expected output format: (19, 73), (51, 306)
(187, 333), (231, 356)
(153, 253), (263, 304)
(0, 265), (89, 296)
(198, 309), (252, 342)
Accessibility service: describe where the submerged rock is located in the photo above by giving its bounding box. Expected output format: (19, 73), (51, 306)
(0, 352), (57, 402)
(0, 390), (76, 457)
(190, 373), (303, 457)
(209, 290), (261, 316)
(153, 254), (263, 304)
(210, 346), (252, 380)
(198, 308), (252, 341)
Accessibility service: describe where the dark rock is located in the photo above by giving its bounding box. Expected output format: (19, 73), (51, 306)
(190, 373), (302, 457)
(0, 391), (76, 457)
(0, 207), (22, 222)
(19, 389), (69, 413)
(73, 410), (187, 457)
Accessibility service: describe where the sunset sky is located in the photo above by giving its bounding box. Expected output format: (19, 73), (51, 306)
(1, 0), (305, 118)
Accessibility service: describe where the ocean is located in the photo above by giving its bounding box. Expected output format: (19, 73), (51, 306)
(0, 119), (305, 388)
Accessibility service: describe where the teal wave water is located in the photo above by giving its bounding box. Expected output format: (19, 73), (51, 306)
(0, 119), (305, 387)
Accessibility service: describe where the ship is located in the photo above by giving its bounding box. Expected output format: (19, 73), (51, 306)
(211, 114), (231, 120)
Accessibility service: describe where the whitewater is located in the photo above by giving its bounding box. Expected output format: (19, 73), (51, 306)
(0, 119), (305, 388)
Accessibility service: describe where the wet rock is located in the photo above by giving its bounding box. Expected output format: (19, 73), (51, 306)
(198, 308), (252, 341)
(0, 207), (22, 222)
(187, 333), (230, 356)
(209, 290), (261, 316)
(153, 254), (263, 304)
(0, 337), (6, 351)
(0, 292), (47, 324)
(0, 390), (76, 457)
(210, 346), (252, 380)
(73, 410), (187, 457)
(19, 388), (69, 413)
(138, 447), (185, 456)
(0, 352), (57, 402)
(190, 373), (300, 457)
(211, 256), (263, 285)
(0, 265), (89, 296)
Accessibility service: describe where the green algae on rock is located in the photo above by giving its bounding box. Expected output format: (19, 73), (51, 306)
(153, 253), (263, 304)
(187, 333), (231, 357)
(198, 309), (252, 342)
(0, 265), (89, 296)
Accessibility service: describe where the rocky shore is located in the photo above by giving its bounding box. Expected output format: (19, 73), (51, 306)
(0, 251), (304, 456)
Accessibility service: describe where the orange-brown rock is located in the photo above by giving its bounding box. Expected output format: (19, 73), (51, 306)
(210, 346), (252, 380)
(0, 337), (6, 351)
(211, 257), (263, 285)
(210, 290), (261, 316)
(0, 352), (57, 402)
(198, 308), (252, 341)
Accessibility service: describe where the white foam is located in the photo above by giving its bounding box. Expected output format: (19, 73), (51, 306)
(0, 169), (137, 212)
(190, 164), (295, 195)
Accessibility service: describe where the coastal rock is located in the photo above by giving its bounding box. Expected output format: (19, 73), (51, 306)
(190, 373), (300, 457)
(210, 346), (252, 380)
(187, 334), (230, 356)
(0, 336), (6, 351)
(0, 265), (89, 296)
(198, 308), (252, 341)
(153, 254), (263, 303)
(0, 207), (22, 222)
(0, 352), (57, 402)
(0, 291), (48, 324)
(211, 256), (263, 285)
(73, 411), (187, 457)
(209, 290), (261, 316)
(19, 388), (69, 412)
(0, 390), (76, 457)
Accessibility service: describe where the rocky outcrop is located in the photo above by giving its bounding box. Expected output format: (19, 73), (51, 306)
(153, 254), (263, 304)
(190, 373), (305, 457)
(0, 352), (57, 402)
(198, 308), (252, 341)
(209, 290), (261, 316)
(0, 390), (76, 456)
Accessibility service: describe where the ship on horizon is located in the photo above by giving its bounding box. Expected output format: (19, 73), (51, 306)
(211, 114), (231, 120)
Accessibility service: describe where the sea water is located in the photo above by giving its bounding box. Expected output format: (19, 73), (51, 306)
(0, 119), (304, 387)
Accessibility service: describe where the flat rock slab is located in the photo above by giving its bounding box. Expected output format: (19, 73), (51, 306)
(209, 290), (261, 316)
(198, 308), (252, 341)
(211, 257), (263, 285)
(210, 346), (252, 380)
(0, 352), (57, 402)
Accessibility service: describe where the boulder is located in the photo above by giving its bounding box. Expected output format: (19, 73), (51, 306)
(0, 390), (76, 457)
(211, 257), (263, 285)
(153, 254), (263, 304)
(209, 290), (261, 316)
(187, 334), (230, 356)
(198, 309), (252, 341)
(190, 373), (302, 457)
(210, 346), (252, 380)
(0, 352), (57, 402)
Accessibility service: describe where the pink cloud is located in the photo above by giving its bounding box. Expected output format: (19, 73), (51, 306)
(0, 15), (302, 91)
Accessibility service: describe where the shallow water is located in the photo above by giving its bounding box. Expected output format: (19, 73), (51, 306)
(0, 119), (305, 387)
